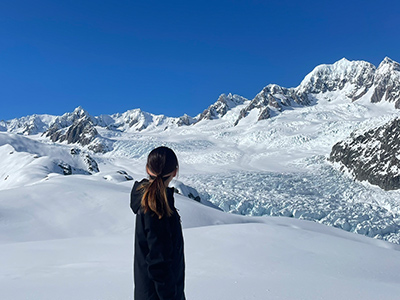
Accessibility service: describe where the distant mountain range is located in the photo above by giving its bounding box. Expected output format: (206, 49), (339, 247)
(1, 57), (400, 189)
(2, 57), (399, 136)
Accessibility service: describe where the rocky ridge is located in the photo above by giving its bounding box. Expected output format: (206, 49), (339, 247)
(370, 58), (400, 107)
(0, 114), (56, 135)
(196, 93), (248, 122)
(329, 117), (400, 190)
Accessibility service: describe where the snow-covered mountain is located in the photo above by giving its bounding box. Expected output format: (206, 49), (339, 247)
(2, 57), (400, 152)
(0, 114), (56, 135)
(297, 58), (376, 100)
(371, 57), (400, 107)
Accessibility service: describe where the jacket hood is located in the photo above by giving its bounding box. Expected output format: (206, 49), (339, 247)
(130, 179), (147, 214)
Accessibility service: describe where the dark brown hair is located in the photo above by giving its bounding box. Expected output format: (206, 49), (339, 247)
(140, 146), (178, 219)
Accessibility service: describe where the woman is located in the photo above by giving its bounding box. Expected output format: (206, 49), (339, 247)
(130, 146), (185, 300)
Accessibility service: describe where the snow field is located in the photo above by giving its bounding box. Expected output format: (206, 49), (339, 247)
(1, 177), (400, 300)
(1, 173), (400, 300)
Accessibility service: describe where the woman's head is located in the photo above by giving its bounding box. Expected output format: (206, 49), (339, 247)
(140, 146), (179, 218)
(146, 146), (179, 184)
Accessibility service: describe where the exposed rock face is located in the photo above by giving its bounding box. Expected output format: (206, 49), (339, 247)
(175, 114), (195, 126)
(69, 147), (100, 174)
(370, 58), (400, 108)
(46, 118), (98, 146)
(84, 154), (99, 173)
(234, 84), (309, 125)
(58, 163), (72, 175)
(329, 117), (400, 190)
(197, 93), (248, 122)
(43, 107), (107, 152)
(116, 170), (133, 180)
(55, 150), (100, 176)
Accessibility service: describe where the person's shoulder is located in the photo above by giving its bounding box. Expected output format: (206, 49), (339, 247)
(137, 178), (149, 185)
(132, 178), (149, 190)
(166, 186), (175, 196)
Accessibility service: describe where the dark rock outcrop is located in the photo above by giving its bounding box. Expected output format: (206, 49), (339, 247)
(58, 163), (72, 175)
(70, 148), (100, 173)
(197, 93), (247, 122)
(329, 118), (400, 190)
(43, 108), (107, 152)
(82, 153), (99, 173)
(116, 170), (133, 180)
(234, 84), (308, 125)
(45, 117), (100, 148)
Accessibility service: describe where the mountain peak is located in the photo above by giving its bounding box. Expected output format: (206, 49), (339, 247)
(334, 57), (351, 67)
(72, 106), (91, 119)
(378, 57), (400, 72)
(297, 58), (376, 100)
(196, 93), (248, 122)
(382, 56), (395, 64)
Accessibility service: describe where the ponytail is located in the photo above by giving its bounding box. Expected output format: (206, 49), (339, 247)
(140, 176), (173, 219)
(139, 147), (178, 219)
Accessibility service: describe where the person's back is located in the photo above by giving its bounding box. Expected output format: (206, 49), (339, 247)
(130, 146), (185, 300)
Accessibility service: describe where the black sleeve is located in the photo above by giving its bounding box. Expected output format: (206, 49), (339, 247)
(143, 213), (176, 300)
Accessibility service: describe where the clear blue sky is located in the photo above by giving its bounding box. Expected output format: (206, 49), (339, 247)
(1, 0), (399, 120)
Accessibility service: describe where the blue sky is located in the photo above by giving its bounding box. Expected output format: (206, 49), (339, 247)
(1, 0), (399, 120)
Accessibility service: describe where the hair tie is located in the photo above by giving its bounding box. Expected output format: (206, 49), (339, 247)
(149, 174), (165, 180)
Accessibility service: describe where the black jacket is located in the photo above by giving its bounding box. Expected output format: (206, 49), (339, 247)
(130, 179), (185, 300)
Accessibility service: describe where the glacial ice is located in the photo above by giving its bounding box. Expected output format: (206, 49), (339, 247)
(181, 158), (400, 244)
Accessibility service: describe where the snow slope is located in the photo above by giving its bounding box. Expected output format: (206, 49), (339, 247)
(1, 171), (400, 300)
